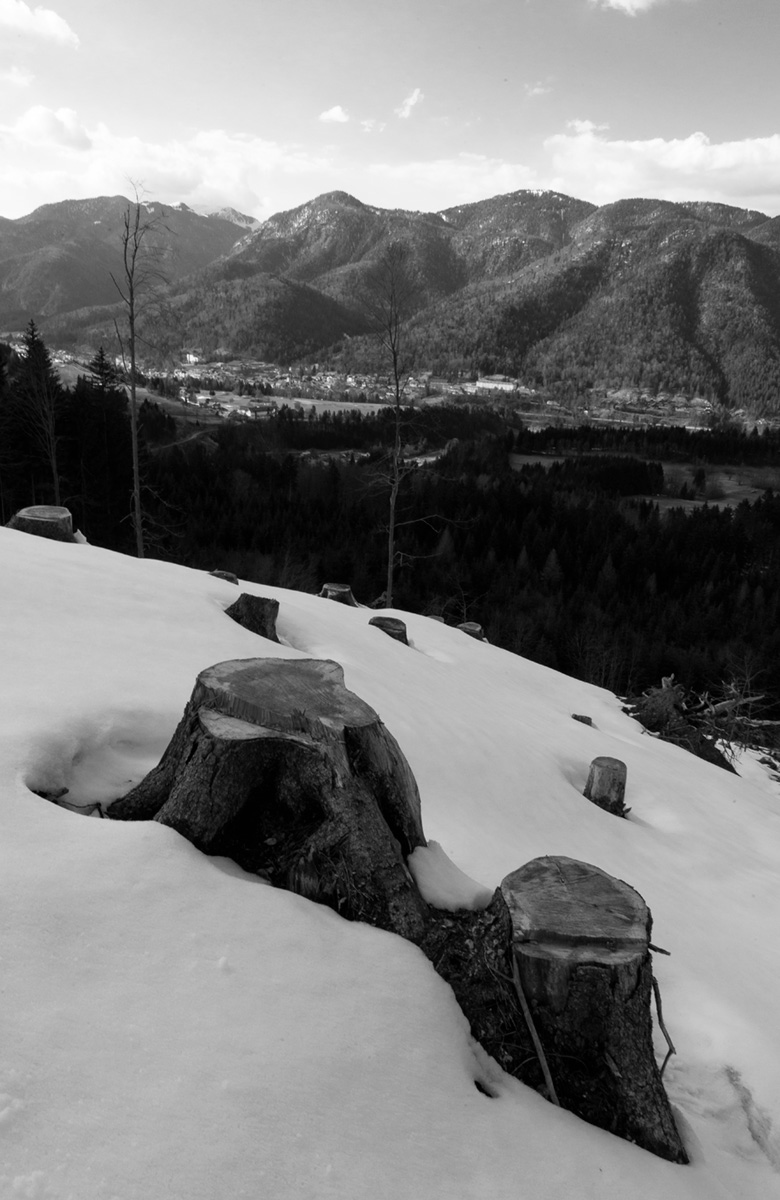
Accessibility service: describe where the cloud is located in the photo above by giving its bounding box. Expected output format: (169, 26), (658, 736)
(0, 0), (79, 46)
(0, 114), (336, 219)
(395, 88), (424, 120)
(589, 0), (669, 13)
(368, 153), (538, 206)
(544, 121), (780, 211)
(360, 119), (386, 135)
(319, 105), (349, 124)
(12, 105), (91, 149)
(524, 81), (552, 98)
(0, 64), (34, 86)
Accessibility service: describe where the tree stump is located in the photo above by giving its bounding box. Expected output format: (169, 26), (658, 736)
(458, 621), (488, 642)
(224, 593), (280, 642)
(318, 583), (360, 606)
(210, 569), (239, 585)
(6, 505), (76, 542)
(109, 658), (429, 941)
(501, 857), (687, 1163)
(584, 756), (628, 816)
(368, 616), (409, 645)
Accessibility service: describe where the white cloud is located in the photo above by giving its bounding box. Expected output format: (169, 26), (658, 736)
(0, 0), (79, 46)
(0, 64), (34, 85)
(0, 113), (336, 219)
(368, 153), (538, 207)
(524, 81), (552, 98)
(544, 121), (780, 212)
(319, 105), (349, 124)
(12, 105), (91, 149)
(360, 119), (386, 135)
(395, 88), (424, 120)
(589, 0), (669, 13)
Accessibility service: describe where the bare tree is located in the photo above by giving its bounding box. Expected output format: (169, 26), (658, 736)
(359, 242), (422, 607)
(111, 188), (170, 557)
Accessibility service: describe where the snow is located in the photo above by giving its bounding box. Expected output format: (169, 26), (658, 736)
(1, 525), (780, 1198)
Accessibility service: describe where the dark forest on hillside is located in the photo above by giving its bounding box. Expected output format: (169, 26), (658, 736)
(3, 331), (780, 724)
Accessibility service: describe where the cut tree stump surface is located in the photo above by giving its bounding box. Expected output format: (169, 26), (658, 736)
(7, 505), (75, 542)
(503, 856), (648, 954)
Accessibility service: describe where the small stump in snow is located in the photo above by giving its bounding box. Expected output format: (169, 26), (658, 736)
(584, 756), (628, 816)
(458, 621), (487, 642)
(108, 658), (429, 941)
(319, 583), (360, 606)
(501, 857), (687, 1163)
(7, 505), (76, 542)
(210, 569), (239, 585)
(368, 616), (408, 645)
(224, 593), (279, 642)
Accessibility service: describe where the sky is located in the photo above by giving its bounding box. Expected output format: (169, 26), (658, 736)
(2, 0), (780, 221)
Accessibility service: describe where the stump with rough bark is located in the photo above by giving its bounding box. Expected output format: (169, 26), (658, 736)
(109, 658), (429, 940)
(458, 621), (488, 642)
(224, 593), (280, 642)
(501, 856), (687, 1163)
(584, 756), (628, 816)
(318, 583), (360, 606)
(107, 659), (686, 1163)
(7, 505), (76, 542)
(368, 616), (409, 645)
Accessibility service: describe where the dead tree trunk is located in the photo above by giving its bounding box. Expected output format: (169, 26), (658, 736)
(109, 658), (429, 941)
(501, 857), (687, 1163)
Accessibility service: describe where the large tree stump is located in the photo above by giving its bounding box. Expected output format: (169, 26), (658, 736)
(6, 505), (76, 542)
(109, 658), (429, 941)
(501, 857), (687, 1163)
(224, 593), (279, 642)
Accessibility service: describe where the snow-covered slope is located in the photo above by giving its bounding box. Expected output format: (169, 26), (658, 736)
(1, 527), (779, 1200)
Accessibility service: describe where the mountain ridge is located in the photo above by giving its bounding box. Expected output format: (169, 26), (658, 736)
(6, 187), (780, 411)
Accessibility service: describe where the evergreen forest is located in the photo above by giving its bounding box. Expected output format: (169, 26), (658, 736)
(4, 328), (780, 726)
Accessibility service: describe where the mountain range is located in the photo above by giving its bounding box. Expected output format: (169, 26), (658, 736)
(0, 197), (252, 330)
(4, 189), (780, 410)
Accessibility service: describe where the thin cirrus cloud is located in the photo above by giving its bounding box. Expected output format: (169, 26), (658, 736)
(0, 0), (79, 46)
(319, 105), (349, 124)
(395, 88), (424, 120)
(589, 0), (670, 13)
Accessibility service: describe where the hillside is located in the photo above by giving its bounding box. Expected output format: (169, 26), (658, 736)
(2, 525), (780, 1197)
(6, 187), (780, 409)
(0, 196), (247, 330)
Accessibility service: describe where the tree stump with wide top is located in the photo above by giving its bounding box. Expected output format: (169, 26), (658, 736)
(109, 658), (429, 940)
(368, 615), (409, 645)
(501, 856), (687, 1163)
(584, 756), (628, 816)
(7, 505), (76, 542)
(318, 582), (360, 606)
(224, 593), (280, 642)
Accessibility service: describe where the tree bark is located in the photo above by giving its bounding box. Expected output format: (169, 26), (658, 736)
(224, 593), (280, 642)
(501, 857), (687, 1163)
(368, 616), (409, 644)
(584, 756), (628, 816)
(7, 505), (75, 542)
(109, 657), (429, 941)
